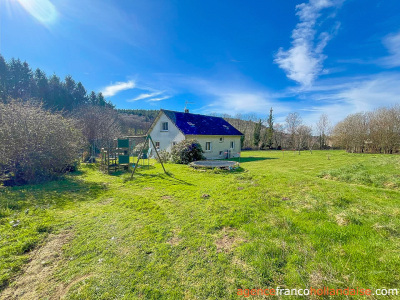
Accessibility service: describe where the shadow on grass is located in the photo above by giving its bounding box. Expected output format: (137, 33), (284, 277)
(0, 176), (107, 211)
(227, 157), (278, 163)
(125, 171), (194, 186)
(109, 165), (157, 177)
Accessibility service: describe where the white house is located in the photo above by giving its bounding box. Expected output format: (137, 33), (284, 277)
(148, 109), (243, 159)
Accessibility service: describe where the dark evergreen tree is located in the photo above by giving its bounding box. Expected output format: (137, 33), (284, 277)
(0, 55), (8, 101)
(97, 92), (106, 106)
(7, 58), (34, 100)
(266, 107), (274, 149)
(88, 91), (98, 105)
(0, 55), (114, 111)
(48, 74), (64, 110)
(73, 82), (88, 106)
(34, 68), (49, 103)
(64, 75), (76, 110)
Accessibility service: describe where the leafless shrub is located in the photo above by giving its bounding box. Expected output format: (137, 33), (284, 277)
(285, 112), (302, 150)
(73, 105), (121, 154)
(0, 100), (84, 185)
(332, 106), (400, 153)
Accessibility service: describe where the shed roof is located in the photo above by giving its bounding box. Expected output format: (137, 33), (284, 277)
(161, 110), (243, 136)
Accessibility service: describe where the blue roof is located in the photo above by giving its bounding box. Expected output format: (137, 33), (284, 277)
(162, 110), (243, 136)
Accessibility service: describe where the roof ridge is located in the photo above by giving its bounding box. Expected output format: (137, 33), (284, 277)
(161, 109), (226, 118)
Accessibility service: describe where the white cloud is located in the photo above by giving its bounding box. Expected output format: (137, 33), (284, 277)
(274, 0), (342, 86)
(294, 72), (400, 125)
(147, 96), (170, 102)
(380, 31), (400, 68)
(127, 92), (162, 102)
(337, 73), (400, 111)
(101, 80), (135, 97)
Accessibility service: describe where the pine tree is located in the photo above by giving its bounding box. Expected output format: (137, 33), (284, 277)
(88, 91), (98, 105)
(48, 74), (64, 109)
(266, 107), (274, 149)
(97, 92), (106, 106)
(0, 56), (114, 110)
(34, 68), (49, 103)
(64, 75), (76, 110)
(0, 55), (8, 101)
(74, 82), (87, 106)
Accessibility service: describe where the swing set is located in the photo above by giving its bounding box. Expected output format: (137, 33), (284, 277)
(99, 135), (166, 178)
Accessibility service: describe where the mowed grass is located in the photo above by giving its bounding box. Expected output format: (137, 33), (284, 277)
(0, 150), (399, 299)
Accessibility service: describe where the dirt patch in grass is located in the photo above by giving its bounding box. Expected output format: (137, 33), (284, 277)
(167, 229), (182, 246)
(100, 197), (113, 205)
(335, 213), (349, 226)
(215, 227), (246, 253)
(167, 236), (182, 246)
(1, 231), (73, 300)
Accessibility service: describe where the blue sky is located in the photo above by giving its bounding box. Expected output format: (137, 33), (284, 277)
(1, 0), (400, 125)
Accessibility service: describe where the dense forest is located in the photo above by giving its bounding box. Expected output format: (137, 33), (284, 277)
(117, 109), (159, 136)
(0, 55), (113, 110)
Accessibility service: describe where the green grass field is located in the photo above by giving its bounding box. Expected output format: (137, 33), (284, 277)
(0, 150), (399, 299)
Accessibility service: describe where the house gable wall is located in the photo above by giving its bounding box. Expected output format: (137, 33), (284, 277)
(149, 113), (185, 152)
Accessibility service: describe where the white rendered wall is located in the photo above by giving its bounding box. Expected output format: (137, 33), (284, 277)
(149, 113), (185, 152)
(186, 135), (242, 159)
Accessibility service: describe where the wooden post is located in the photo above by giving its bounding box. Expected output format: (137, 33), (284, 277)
(130, 137), (148, 180)
(129, 135), (167, 180)
(149, 135), (167, 174)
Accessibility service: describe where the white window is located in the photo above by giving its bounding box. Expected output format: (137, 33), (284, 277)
(161, 122), (168, 131)
(155, 141), (160, 149)
(205, 142), (211, 151)
(230, 141), (235, 149)
(219, 137), (224, 142)
(172, 141), (177, 146)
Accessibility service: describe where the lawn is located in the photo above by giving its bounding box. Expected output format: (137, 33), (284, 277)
(0, 150), (399, 299)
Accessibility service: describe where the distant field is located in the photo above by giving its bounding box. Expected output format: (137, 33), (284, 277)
(0, 150), (399, 299)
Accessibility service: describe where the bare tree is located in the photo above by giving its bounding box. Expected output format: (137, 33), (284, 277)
(332, 112), (369, 153)
(316, 114), (331, 149)
(285, 112), (302, 150)
(368, 106), (400, 154)
(273, 123), (285, 149)
(74, 106), (121, 159)
(296, 125), (313, 153)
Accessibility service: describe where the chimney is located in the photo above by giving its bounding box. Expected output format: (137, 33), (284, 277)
(184, 108), (189, 113)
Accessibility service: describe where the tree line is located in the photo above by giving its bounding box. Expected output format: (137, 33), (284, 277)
(0, 55), (113, 110)
(332, 106), (400, 154)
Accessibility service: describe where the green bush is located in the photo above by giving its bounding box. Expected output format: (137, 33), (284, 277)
(170, 139), (204, 164)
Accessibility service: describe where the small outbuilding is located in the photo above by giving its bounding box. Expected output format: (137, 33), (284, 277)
(148, 109), (243, 159)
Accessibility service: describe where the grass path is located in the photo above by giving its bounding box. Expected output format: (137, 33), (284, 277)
(0, 150), (399, 299)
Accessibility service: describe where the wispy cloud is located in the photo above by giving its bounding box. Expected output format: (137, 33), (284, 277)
(379, 31), (400, 68)
(161, 74), (288, 116)
(274, 0), (343, 86)
(147, 96), (170, 102)
(293, 72), (400, 124)
(127, 92), (162, 102)
(101, 80), (135, 97)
